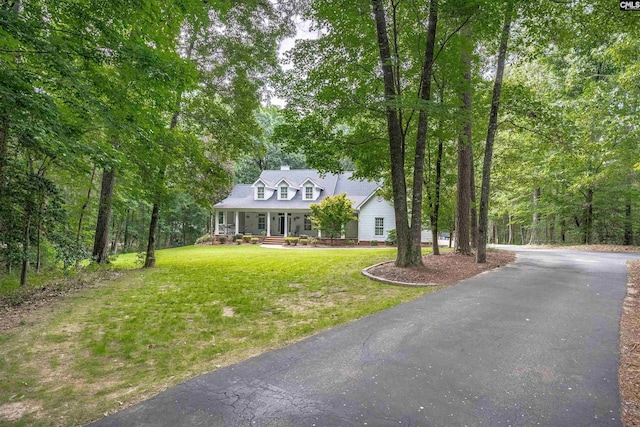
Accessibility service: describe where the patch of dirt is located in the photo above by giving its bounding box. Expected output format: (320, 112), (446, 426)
(367, 250), (516, 286)
(0, 270), (124, 332)
(0, 401), (42, 423)
(621, 259), (640, 427)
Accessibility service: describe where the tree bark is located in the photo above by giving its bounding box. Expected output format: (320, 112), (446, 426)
(143, 203), (159, 268)
(76, 166), (96, 268)
(409, 0), (438, 266)
(0, 116), (8, 192)
(476, 2), (514, 263)
(456, 24), (473, 255)
(470, 149), (478, 249)
(430, 135), (444, 255)
(372, 0), (411, 266)
(624, 203), (633, 245)
(92, 168), (116, 264)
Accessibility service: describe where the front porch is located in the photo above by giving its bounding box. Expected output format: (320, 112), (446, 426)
(215, 210), (320, 238)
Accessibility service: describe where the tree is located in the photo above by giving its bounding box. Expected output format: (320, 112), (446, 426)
(476, 1), (514, 263)
(310, 194), (356, 245)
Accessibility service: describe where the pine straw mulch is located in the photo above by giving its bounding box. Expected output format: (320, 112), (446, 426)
(621, 259), (640, 426)
(366, 250), (516, 286)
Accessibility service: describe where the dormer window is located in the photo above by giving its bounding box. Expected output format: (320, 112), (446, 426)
(279, 185), (288, 200)
(305, 185), (313, 200)
(257, 186), (265, 199)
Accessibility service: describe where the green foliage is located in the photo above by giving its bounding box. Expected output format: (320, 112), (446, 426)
(385, 229), (398, 246)
(251, 237), (259, 244)
(218, 236), (227, 244)
(309, 193), (355, 241)
(370, 240), (379, 246)
(195, 234), (215, 245)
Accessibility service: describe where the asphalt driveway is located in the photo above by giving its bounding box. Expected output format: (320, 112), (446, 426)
(90, 248), (640, 426)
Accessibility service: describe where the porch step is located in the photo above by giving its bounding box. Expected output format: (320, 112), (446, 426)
(262, 237), (285, 246)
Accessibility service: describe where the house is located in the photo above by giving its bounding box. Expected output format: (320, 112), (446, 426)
(213, 166), (395, 243)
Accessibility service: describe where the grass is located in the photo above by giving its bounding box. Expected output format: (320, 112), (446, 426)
(0, 245), (438, 426)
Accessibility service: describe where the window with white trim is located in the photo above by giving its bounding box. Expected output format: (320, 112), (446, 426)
(375, 217), (384, 236)
(258, 214), (266, 230)
(305, 185), (313, 200)
(304, 215), (312, 231)
(279, 185), (288, 199)
(257, 186), (264, 199)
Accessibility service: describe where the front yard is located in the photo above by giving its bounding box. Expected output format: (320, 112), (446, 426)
(0, 245), (436, 426)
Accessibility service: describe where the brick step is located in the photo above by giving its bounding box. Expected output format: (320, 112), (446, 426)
(261, 237), (285, 245)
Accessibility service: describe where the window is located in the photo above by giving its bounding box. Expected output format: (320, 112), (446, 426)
(305, 186), (313, 200)
(279, 185), (288, 199)
(258, 214), (266, 230)
(304, 215), (312, 231)
(257, 186), (264, 199)
(375, 217), (384, 236)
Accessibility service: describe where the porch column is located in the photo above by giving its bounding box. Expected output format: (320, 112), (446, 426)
(266, 211), (271, 237)
(235, 211), (239, 235)
(214, 210), (219, 234)
(318, 229), (322, 238)
(284, 212), (288, 237)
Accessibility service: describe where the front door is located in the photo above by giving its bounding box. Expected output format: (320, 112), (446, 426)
(279, 215), (285, 235)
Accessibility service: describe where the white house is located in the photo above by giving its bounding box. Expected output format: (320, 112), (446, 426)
(213, 167), (396, 243)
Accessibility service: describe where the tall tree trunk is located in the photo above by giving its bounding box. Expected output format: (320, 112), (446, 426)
(507, 213), (513, 244)
(582, 188), (593, 244)
(455, 26), (473, 255)
(143, 203), (159, 268)
(430, 135), (444, 255)
(20, 203), (31, 286)
(624, 203), (633, 245)
(92, 168), (116, 263)
(561, 219), (566, 243)
(528, 187), (540, 245)
(548, 214), (555, 244)
(123, 209), (131, 252)
(476, 2), (514, 263)
(372, 0), (410, 266)
(470, 150), (478, 249)
(409, 0), (438, 266)
(76, 166), (97, 268)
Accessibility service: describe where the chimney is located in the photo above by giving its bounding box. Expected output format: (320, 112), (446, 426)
(281, 165), (290, 170)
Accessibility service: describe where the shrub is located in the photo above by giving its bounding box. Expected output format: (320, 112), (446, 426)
(235, 239), (242, 245)
(300, 238), (308, 245)
(251, 237), (259, 244)
(310, 238), (318, 246)
(371, 240), (378, 246)
(347, 239), (355, 246)
(195, 234), (215, 245)
(234, 234), (243, 242)
(385, 229), (397, 246)
(242, 234), (252, 243)
(284, 237), (300, 246)
(300, 234), (309, 239)
(218, 236), (227, 244)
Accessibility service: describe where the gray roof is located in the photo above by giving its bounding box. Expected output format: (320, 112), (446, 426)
(214, 169), (380, 211)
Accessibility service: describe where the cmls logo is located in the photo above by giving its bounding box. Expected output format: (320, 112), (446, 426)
(620, 1), (640, 10)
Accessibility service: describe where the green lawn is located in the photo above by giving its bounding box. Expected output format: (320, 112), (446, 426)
(0, 245), (438, 426)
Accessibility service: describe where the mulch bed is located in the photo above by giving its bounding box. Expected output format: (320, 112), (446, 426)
(621, 259), (640, 426)
(367, 250), (516, 286)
